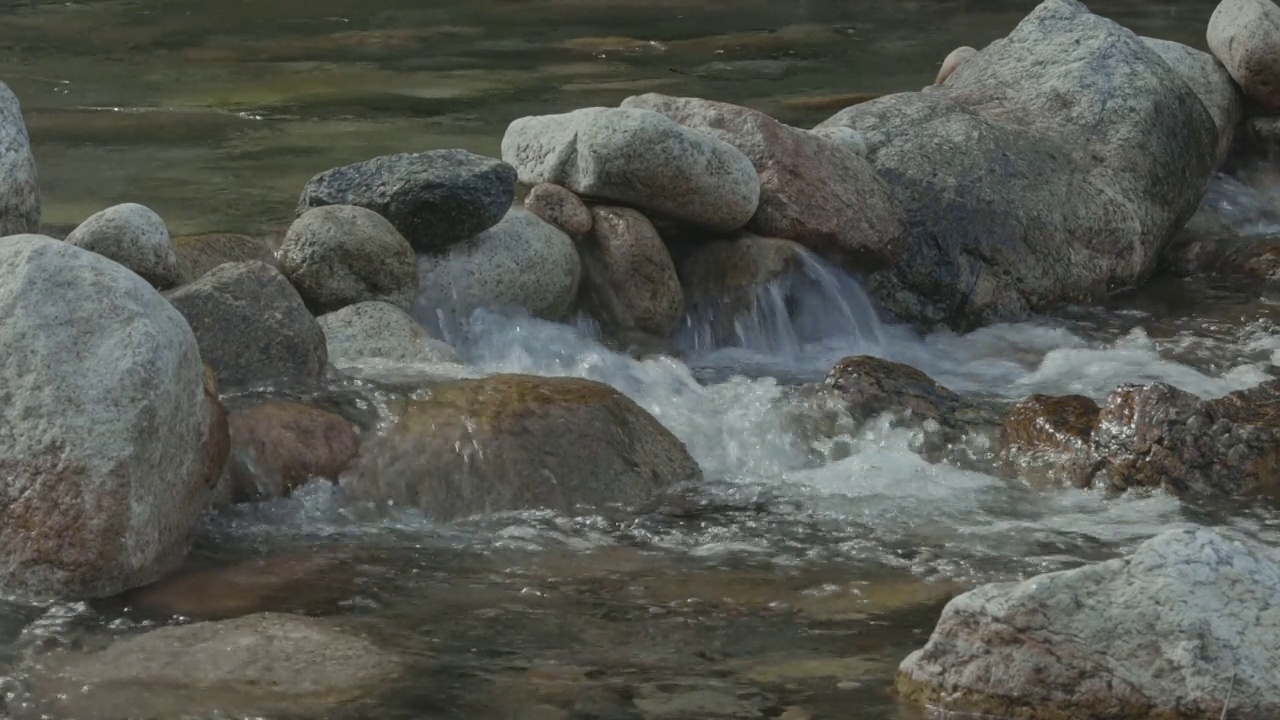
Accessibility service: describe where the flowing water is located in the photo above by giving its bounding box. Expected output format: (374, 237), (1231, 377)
(3, 1), (1280, 719)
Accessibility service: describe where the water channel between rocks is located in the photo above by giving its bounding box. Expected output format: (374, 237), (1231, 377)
(3, 0), (1280, 719)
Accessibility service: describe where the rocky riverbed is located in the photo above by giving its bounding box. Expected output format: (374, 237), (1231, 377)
(2, 0), (1280, 718)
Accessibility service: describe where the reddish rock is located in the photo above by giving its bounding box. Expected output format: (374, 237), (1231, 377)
(525, 183), (593, 236)
(998, 394), (1098, 486)
(1207, 0), (1280, 112)
(226, 401), (360, 502)
(579, 206), (684, 336)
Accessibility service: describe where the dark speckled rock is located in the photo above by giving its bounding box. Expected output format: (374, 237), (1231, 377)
(0, 82), (39, 236)
(297, 149), (516, 253)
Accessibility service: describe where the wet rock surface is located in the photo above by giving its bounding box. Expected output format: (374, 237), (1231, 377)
(998, 393), (1100, 486)
(224, 400), (360, 503)
(578, 205), (684, 336)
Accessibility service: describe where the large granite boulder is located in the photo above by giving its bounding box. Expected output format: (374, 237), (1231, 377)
(579, 206), (684, 336)
(0, 235), (226, 601)
(165, 261), (328, 389)
(297, 149), (516, 252)
(1207, 0), (1280, 113)
(501, 107), (760, 232)
(898, 528), (1280, 719)
(816, 0), (1217, 329)
(621, 93), (907, 271)
(1141, 37), (1243, 169)
(344, 374), (701, 521)
(0, 82), (39, 236)
(64, 203), (180, 289)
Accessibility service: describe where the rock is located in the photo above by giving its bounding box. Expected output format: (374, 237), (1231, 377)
(1207, 0), (1280, 113)
(171, 232), (276, 286)
(524, 183), (593, 236)
(578, 206), (683, 336)
(816, 0), (1217, 329)
(415, 207), (581, 323)
(30, 613), (403, 719)
(998, 394), (1099, 486)
(297, 149), (517, 252)
(279, 204), (417, 314)
(1142, 37), (1243, 168)
(318, 300), (458, 365)
(0, 234), (225, 601)
(621, 93), (907, 271)
(225, 401), (360, 503)
(0, 82), (39, 236)
(820, 356), (981, 429)
(675, 234), (806, 312)
(344, 374), (701, 521)
(165, 261), (328, 389)
(63, 203), (180, 289)
(934, 46), (977, 85)
(897, 528), (1280, 719)
(501, 107), (760, 232)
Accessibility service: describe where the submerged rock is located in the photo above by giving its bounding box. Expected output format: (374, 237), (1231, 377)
(1208, 0), (1280, 113)
(345, 374), (701, 521)
(1142, 37), (1242, 168)
(279, 204), (418, 314)
(166, 261), (328, 389)
(225, 400), (360, 503)
(415, 206), (582, 323)
(579, 205), (684, 336)
(621, 93), (906, 272)
(31, 613), (403, 719)
(171, 232), (276, 286)
(0, 235), (225, 601)
(318, 300), (457, 365)
(297, 149), (517, 252)
(63, 203), (179, 289)
(501, 107), (760, 232)
(0, 82), (39, 236)
(817, 0), (1216, 329)
(524, 183), (594, 236)
(898, 528), (1280, 719)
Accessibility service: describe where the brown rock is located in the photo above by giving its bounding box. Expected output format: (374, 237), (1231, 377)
(823, 356), (971, 428)
(1207, 0), (1280, 112)
(525, 183), (593, 236)
(171, 233), (276, 286)
(620, 93), (908, 272)
(675, 233), (805, 309)
(201, 365), (230, 490)
(226, 401), (360, 503)
(998, 393), (1098, 486)
(579, 205), (684, 336)
(935, 46), (977, 85)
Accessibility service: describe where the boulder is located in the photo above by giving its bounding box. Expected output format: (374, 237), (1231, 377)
(318, 300), (458, 365)
(225, 401), (360, 503)
(997, 393), (1099, 486)
(415, 207), (581, 323)
(165, 261), (328, 389)
(816, 0), (1217, 329)
(30, 613), (403, 719)
(0, 235), (225, 601)
(63, 203), (180, 290)
(171, 232), (276, 286)
(1207, 0), (1280, 113)
(935, 46), (977, 85)
(898, 528), (1280, 719)
(578, 206), (684, 336)
(524, 183), (593, 236)
(501, 107), (760, 232)
(344, 374), (701, 521)
(819, 356), (987, 430)
(279, 204), (418, 314)
(676, 233), (806, 311)
(1142, 37), (1243, 168)
(0, 82), (39, 236)
(621, 93), (907, 271)
(297, 149), (517, 252)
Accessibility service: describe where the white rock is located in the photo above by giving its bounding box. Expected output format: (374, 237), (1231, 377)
(318, 301), (457, 365)
(898, 528), (1280, 719)
(935, 46), (978, 84)
(0, 82), (39, 237)
(64, 203), (180, 289)
(0, 234), (222, 601)
(1144, 37), (1243, 168)
(1207, 0), (1280, 113)
(501, 107), (760, 232)
(415, 207), (581, 323)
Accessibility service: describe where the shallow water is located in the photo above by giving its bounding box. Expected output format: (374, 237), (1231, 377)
(3, 1), (1280, 719)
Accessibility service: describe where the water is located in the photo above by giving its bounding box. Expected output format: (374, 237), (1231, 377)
(3, 1), (1280, 718)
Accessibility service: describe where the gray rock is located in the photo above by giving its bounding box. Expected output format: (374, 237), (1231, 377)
(30, 613), (404, 719)
(817, 0), (1217, 329)
(579, 206), (683, 336)
(63, 203), (180, 289)
(165, 261), (328, 389)
(297, 149), (517, 252)
(898, 528), (1280, 719)
(1142, 37), (1243, 168)
(318, 300), (458, 365)
(524, 183), (593, 236)
(279, 205), (418, 314)
(0, 234), (225, 601)
(415, 207), (582, 323)
(1207, 0), (1280, 113)
(172, 232), (276, 286)
(621, 93), (907, 272)
(501, 107), (760, 232)
(0, 83), (39, 237)
(344, 374), (701, 521)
